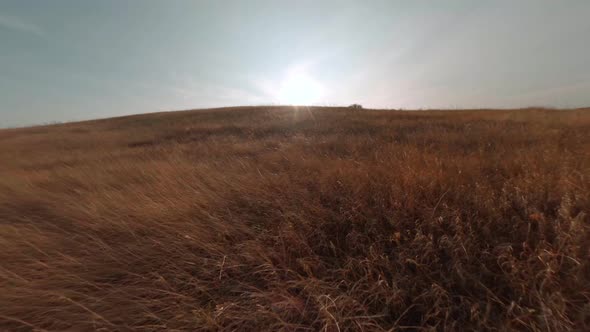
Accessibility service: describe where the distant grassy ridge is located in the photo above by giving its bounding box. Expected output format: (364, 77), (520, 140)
(1, 106), (589, 331)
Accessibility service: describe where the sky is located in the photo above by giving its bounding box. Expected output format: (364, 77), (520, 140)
(1, 0), (589, 127)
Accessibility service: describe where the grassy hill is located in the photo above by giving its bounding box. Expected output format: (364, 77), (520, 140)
(1, 106), (589, 331)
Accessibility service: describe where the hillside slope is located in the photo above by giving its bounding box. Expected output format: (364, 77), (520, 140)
(1, 106), (589, 331)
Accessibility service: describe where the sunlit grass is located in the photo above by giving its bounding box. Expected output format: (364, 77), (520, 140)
(0, 106), (589, 331)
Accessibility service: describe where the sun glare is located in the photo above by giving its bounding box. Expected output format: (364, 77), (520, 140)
(277, 68), (323, 105)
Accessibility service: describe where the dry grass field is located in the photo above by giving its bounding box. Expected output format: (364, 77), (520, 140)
(1, 106), (589, 331)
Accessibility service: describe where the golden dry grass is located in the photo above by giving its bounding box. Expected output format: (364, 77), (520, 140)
(1, 106), (589, 331)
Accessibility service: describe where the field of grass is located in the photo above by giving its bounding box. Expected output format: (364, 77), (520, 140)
(1, 106), (589, 331)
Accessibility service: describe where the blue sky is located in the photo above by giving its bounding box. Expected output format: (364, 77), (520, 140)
(1, 0), (589, 127)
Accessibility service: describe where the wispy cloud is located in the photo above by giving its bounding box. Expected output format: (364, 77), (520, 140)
(0, 15), (43, 36)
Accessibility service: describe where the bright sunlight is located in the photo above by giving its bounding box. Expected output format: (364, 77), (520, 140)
(277, 67), (324, 105)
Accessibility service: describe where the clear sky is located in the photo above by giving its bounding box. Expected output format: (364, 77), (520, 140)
(1, 0), (589, 127)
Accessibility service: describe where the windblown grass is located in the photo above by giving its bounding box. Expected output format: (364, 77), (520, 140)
(1, 106), (589, 331)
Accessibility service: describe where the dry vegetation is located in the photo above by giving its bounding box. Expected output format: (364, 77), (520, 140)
(1, 106), (589, 331)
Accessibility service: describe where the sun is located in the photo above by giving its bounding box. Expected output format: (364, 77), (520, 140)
(277, 68), (323, 105)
